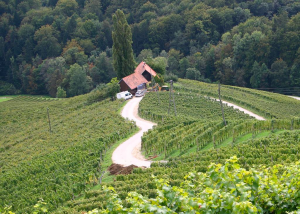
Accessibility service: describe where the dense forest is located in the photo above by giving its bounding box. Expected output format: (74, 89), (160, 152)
(0, 0), (300, 97)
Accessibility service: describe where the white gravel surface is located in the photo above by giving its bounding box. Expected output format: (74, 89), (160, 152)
(221, 100), (265, 120)
(112, 97), (156, 168)
(289, 96), (300, 101)
(207, 96), (265, 120)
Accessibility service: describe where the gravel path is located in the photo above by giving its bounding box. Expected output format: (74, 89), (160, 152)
(207, 97), (265, 120)
(221, 100), (265, 120)
(112, 97), (156, 168)
(289, 96), (300, 101)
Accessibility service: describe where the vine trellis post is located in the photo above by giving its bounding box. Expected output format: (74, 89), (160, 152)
(218, 83), (226, 126)
(47, 107), (52, 133)
(168, 80), (177, 116)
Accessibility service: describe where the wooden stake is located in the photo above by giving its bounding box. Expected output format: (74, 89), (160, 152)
(218, 83), (226, 126)
(47, 107), (52, 133)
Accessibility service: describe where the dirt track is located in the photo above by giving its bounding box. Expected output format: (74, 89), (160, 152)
(221, 100), (265, 120)
(206, 96), (265, 120)
(111, 95), (267, 168)
(112, 97), (156, 168)
(290, 96), (300, 101)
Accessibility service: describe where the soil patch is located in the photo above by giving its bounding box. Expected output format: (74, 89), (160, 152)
(108, 163), (139, 175)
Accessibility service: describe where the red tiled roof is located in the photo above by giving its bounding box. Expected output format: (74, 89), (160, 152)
(135, 61), (157, 76)
(121, 72), (148, 90)
(119, 62), (157, 90)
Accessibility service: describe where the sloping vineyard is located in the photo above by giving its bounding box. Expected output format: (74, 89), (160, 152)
(142, 118), (300, 159)
(86, 158), (300, 214)
(176, 79), (300, 119)
(139, 91), (253, 123)
(0, 96), (136, 213)
(58, 130), (300, 213)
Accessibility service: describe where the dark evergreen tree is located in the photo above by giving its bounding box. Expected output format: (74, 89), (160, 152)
(112, 9), (136, 80)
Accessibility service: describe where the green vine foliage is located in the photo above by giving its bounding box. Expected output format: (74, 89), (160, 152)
(139, 91), (253, 123)
(139, 86), (300, 159)
(176, 79), (300, 119)
(142, 118), (300, 158)
(0, 95), (136, 213)
(85, 157), (300, 213)
(62, 131), (300, 213)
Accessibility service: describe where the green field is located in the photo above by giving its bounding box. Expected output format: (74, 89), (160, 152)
(0, 95), (136, 213)
(0, 95), (58, 103)
(0, 97), (12, 102)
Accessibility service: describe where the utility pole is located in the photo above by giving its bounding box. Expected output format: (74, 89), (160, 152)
(47, 107), (52, 133)
(171, 80), (177, 116)
(168, 80), (177, 116)
(218, 83), (226, 126)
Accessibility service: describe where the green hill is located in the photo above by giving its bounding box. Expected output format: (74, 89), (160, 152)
(54, 80), (300, 213)
(0, 94), (136, 213)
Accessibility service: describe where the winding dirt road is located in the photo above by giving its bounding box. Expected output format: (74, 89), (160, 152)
(112, 95), (266, 168)
(112, 97), (156, 168)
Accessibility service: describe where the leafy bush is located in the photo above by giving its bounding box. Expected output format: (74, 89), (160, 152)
(87, 78), (119, 104)
(56, 86), (66, 98)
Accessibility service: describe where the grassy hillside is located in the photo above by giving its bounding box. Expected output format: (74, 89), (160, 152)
(56, 81), (300, 213)
(0, 95), (136, 212)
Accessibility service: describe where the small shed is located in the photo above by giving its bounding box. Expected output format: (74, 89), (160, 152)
(119, 62), (157, 94)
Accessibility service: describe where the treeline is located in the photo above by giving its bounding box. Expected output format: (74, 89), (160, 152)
(0, 0), (300, 96)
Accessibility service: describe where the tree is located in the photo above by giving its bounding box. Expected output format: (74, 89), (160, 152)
(55, 0), (78, 16)
(250, 61), (262, 88)
(63, 47), (88, 66)
(167, 49), (182, 75)
(112, 9), (136, 80)
(67, 63), (90, 96)
(290, 63), (300, 87)
(91, 52), (115, 85)
(178, 57), (190, 78)
(269, 59), (289, 88)
(35, 57), (66, 97)
(83, 0), (102, 18)
(106, 77), (119, 100)
(34, 25), (61, 59)
(186, 68), (201, 80)
(137, 49), (153, 63)
(260, 63), (269, 88)
(145, 57), (167, 75)
(56, 86), (66, 98)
